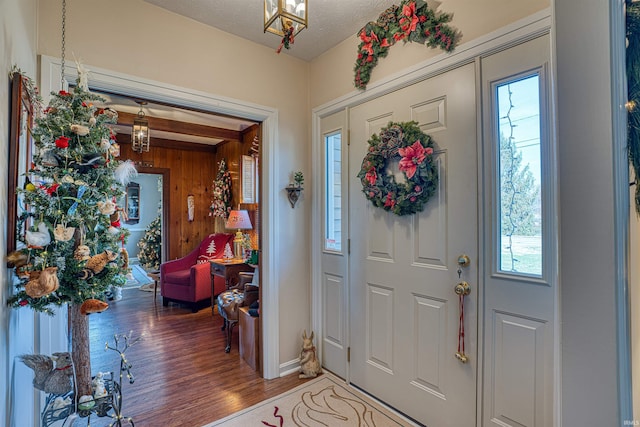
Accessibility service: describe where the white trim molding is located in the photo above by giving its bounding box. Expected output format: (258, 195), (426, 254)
(39, 55), (281, 379)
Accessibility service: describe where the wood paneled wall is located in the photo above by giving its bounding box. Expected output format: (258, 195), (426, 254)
(120, 137), (218, 260)
(214, 125), (261, 249)
(118, 125), (260, 261)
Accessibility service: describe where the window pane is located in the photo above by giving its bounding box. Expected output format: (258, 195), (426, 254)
(325, 131), (342, 251)
(497, 75), (542, 276)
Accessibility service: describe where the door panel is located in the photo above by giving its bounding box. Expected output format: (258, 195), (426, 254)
(349, 63), (477, 426)
(481, 34), (555, 427)
(320, 111), (348, 379)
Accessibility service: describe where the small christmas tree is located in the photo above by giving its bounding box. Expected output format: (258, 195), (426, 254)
(210, 158), (232, 219)
(7, 69), (135, 397)
(137, 216), (162, 270)
(223, 243), (234, 260)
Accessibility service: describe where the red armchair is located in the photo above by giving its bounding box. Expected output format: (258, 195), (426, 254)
(160, 233), (234, 312)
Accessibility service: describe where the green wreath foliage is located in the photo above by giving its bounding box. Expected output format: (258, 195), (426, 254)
(354, 0), (460, 90)
(357, 121), (438, 216)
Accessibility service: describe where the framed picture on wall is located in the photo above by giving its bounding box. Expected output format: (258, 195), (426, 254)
(7, 72), (35, 257)
(241, 155), (256, 204)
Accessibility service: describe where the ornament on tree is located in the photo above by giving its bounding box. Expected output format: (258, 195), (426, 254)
(210, 158), (232, 219)
(223, 243), (234, 260)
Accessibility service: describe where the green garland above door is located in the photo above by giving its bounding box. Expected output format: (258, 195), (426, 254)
(354, 0), (461, 90)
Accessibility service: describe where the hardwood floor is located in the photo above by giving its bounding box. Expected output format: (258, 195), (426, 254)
(85, 287), (301, 426)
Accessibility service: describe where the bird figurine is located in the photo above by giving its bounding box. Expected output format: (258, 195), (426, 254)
(24, 266), (59, 298)
(54, 224), (75, 242)
(97, 199), (116, 216)
(24, 177), (36, 192)
(20, 352), (74, 395)
(25, 222), (51, 248)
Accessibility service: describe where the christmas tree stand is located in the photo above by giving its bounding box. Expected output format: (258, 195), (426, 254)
(40, 333), (139, 427)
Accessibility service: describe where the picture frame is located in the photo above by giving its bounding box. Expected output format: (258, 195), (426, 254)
(241, 155), (256, 204)
(7, 72), (35, 257)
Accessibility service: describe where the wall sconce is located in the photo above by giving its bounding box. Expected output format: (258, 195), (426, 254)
(285, 185), (302, 208)
(286, 170), (304, 208)
(132, 100), (150, 153)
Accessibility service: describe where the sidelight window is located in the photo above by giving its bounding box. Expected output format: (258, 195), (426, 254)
(496, 74), (542, 277)
(324, 131), (342, 252)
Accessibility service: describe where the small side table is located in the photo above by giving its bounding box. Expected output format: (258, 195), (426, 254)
(209, 259), (254, 315)
(147, 270), (160, 301)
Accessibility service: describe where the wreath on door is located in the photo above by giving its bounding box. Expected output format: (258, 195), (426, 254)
(357, 121), (438, 216)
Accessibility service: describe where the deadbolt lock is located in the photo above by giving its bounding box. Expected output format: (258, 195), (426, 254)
(457, 254), (471, 268)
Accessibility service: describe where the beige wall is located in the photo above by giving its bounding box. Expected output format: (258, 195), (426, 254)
(37, 0), (312, 368)
(309, 0), (549, 108)
(2, 0), (39, 424)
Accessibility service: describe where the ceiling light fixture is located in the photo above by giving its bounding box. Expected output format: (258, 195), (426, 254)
(264, 0), (307, 51)
(132, 101), (150, 153)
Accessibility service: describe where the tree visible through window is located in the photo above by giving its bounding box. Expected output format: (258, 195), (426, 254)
(498, 75), (542, 276)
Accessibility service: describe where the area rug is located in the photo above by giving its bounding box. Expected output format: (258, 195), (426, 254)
(123, 264), (153, 289)
(203, 374), (414, 427)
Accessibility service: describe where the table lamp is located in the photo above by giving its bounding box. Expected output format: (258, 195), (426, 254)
(225, 210), (252, 261)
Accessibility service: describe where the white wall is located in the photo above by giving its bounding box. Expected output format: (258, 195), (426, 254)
(1, 0), (39, 425)
(555, 0), (625, 425)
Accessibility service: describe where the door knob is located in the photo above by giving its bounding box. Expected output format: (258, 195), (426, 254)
(454, 281), (471, 296)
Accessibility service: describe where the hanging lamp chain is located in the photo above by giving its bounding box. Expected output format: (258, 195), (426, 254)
(61, 0), (66, 86)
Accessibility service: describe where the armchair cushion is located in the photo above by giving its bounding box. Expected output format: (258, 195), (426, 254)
(164, 269), (191, 286)
(197, 233), (234, 264)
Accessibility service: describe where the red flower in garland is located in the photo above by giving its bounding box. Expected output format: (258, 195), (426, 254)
(400, 2), (419, 35)
(55, 136), (70, 148)
(58, 90), (71, 96)
(359, 29), (379, 56)
(19, 299), (29, 306)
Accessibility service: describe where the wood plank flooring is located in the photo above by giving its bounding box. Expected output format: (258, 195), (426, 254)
(85, 287), (301, 426)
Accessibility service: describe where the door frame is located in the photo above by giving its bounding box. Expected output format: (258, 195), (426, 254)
(311, 8), (553, 424)
(137, 167), (170, 266)
(39, 54), (283, 379)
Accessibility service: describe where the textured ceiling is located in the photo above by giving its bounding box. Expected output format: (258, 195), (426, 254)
(143, 0), (400, 61)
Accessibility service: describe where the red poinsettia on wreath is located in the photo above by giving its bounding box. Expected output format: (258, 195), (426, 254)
(354, 0), (460, 90)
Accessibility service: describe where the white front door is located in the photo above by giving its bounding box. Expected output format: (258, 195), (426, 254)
(348, 63), (478, 426)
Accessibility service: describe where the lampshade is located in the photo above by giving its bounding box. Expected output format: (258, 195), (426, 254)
(264, 0), (307, 37)
(132, 101), (150, 153)
(226, 210), (252, 261)
(225, 210), (252, 230)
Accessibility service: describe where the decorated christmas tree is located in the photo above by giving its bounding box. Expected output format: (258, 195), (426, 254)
(137, 216), (162, 270)
(7, 69), (136, 397)
(210, 158), (232, 219)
